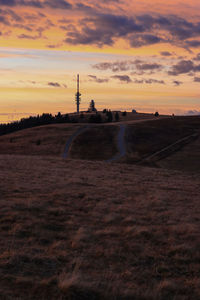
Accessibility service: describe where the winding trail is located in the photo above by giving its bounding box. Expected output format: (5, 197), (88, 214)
(106, 124), (126, 162)
(138, 132), (199, 164)
(63, 125), (90, 159)
(63, 124), (127, 162)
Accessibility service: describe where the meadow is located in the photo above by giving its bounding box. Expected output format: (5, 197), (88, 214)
(0, 114), (200, 299)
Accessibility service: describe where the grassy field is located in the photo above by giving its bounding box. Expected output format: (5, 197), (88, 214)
(0, 156), (200, 299)
(1, 116), (200, 172)
(70, 125), (118, 160)
(158, 134), (200, 173)
(125, 116), (200, 166)
(0, 124), (82, 157)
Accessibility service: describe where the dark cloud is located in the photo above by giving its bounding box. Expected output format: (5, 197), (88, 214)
(5, 8), (23, 21)
(185, 40), (200, 48)
(0, 0), (72, 9)
(111, 75), (132, 83)
(143, 79), (165, 84)
(135, 62), (162, 71)
(173, 80), (183, 86)
(129, 34), (162, 47)
(88, 75), (109, 83)
(93, 61), (131, 72)
(17, 25), (46, 39)
(65, 13), (144, 46)
(47, 82), (67, 88)
(14, 23), (33, 31)
(168, 60), (200, 76)
(160, 51), (172, 56)
(63, 12), (200, 49)
(0, 1), (200, 51)
(0, 0), (16, 5)
(48, 82), (61, 87)
(18, 33), (39, 39)
(0, 15), (10, 25)
(44, 0), (72, 9)
(92, 60), (163, 74)
(194, 77), (200, 82)
(46, 43), (62, 48)
(194, 53), (200, 61)
(134, 78), (165, 84)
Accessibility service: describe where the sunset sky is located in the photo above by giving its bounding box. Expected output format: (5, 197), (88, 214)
(1, 0), (200, 122)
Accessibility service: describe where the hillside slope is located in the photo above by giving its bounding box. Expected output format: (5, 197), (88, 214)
(0, 155), (200, 299)
(0, 124), (82, 157)
(1, 116), (200, 173)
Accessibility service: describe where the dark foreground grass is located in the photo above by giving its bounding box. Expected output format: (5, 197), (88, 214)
(0, 155), (200, 299)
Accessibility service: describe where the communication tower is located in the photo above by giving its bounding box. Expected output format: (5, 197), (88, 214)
(75, 74), (81, 114)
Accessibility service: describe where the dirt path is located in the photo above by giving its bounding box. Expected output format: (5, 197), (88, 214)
(63, 117), (170, 161)
(138, 132), (199, 164)
(106, 124), (126, 162)
(63, 125), (90, 158)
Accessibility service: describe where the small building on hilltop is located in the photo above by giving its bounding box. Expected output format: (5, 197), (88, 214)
(88, 100), (97, 112)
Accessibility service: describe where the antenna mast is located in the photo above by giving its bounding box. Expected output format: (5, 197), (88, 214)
(75, 74), (81, 114)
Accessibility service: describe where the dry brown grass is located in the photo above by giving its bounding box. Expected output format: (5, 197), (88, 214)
(0, 155), (200, 299)
(0, 124), (82, 157)
(70, 125), (118, 160)
(158, 134), (200, 173)
(125, 116), (200, 169)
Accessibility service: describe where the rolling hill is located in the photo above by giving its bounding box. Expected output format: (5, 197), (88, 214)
(0, 114), (200, 299)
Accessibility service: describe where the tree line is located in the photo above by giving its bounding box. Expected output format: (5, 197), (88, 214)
(0, 111), (122, 136)
(0, 113), (70, 136)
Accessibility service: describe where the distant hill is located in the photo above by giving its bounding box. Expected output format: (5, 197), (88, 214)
(0, 115), (200, 173)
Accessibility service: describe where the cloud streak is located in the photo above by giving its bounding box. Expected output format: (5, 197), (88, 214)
(88, 75), (109, 83)
(168, 60), (200, 76)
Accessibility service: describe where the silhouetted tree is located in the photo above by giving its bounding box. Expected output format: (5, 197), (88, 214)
(122, 111), (127, 116)
(0, 112), (72, 136)
(155, 111), (159, 117)
(55, 112), (63, 123)
(106, 110), (113, 122)
(63, 114), (70, 122)
(115, 112), (119, 122)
